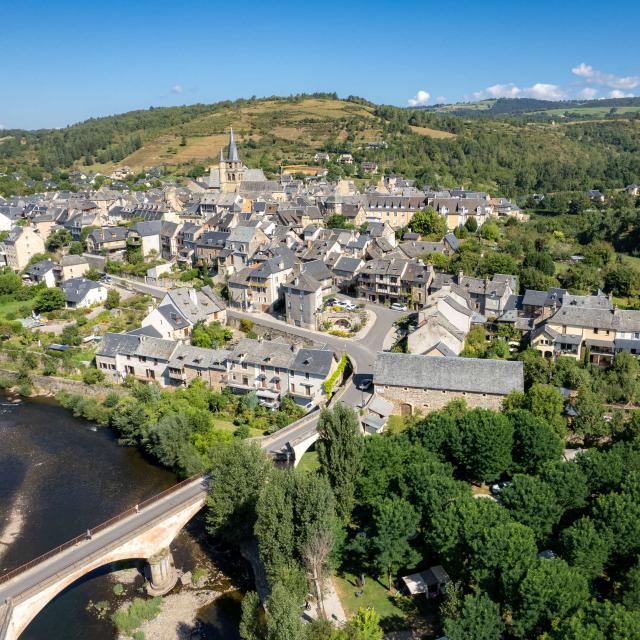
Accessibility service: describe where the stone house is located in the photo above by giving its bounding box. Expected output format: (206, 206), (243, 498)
(128, 221), (163, 257)
(373, 352), (524, 416)
(0, 226), (45, 271)
(86, 227), (128, 255)
(283, 272), (323, 329)
(167, 345), (230, 390)
(56, 255), (91, 282)
(61, 277), (108, 309)
(26, 259), (57, 287)
(142, 286), (227, 341)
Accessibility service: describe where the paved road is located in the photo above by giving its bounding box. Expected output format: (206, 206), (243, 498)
(0, 477), (208, 606)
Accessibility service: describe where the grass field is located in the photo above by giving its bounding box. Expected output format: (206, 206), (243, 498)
(297, 450), (320, 473)
(334, 571), (407, 622)
(212, 418), (264, 438)
(409, 125), (456, 139)
(107, 97), (381, 171)
(0, 298), (35, 321)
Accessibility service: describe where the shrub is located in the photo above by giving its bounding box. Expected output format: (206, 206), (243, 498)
(111, 597), (162, 635)
(82, 368), (106, 385)
(323, 353), (348, 397)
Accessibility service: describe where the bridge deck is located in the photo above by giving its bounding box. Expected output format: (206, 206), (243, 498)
(0, 477), (208, 606)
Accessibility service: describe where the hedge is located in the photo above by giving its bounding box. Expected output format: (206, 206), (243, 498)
(323, 353), (348, 397)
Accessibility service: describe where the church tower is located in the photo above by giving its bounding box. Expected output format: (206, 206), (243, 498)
(219, 127), (244, 193)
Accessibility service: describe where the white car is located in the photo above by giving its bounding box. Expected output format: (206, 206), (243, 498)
(338, 300), (357, 311)
(390, 303), (408, 312)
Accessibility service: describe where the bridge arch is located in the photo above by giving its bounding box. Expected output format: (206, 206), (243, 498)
(2, 483), (206, 640)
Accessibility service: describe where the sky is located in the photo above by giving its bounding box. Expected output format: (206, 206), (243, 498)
(1, 0), (639, 129)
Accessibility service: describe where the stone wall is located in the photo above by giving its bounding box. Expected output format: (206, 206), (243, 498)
(378, 384), (505, 415)
(0, 368), (126, 399)
(226, 318), (318, 348)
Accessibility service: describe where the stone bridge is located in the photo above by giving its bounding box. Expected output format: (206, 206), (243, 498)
(0, 476), (209, 640)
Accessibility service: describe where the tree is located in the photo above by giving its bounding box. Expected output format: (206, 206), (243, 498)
(606, 353), (640, 404)
(265, 581), (306, 640)
(429, 495), (512, 574)
(469, 521), (537, 603)
(479, 252), (519, 276)
(604, 264), (640, 297)
(146, 412), (205, 476)
(317, 404), (364, 521)
(239, 591), (264, 640)
(525, 383), (566, 437)
(556, 601), (640, 640)
(105, 288), (120, 310)
(0, 269), (22, 295)
(370, 497), (420, 590)
(540, 460), (590, 511)
(303, 528), (334, 620)
(207, 442), (272, 543)
(110, 396), (149, 446)
(457, 409), (513, 483)
(35, 287), (65, 312)
(592, 489), (640, 558)
(444, 593), (504, 640)
(574, 389), (608, 446)
(343, 608), (384, 640)
(500, 475), (563, 542)
(509, 410), (564, 474)
(60, 323), (81, 346)
(560, 517), (611, 579)
(480, 221), (500, 241)
(512, 559), (589, 638)
(464, 216), (478, 233)
(408, 207), (447, 238)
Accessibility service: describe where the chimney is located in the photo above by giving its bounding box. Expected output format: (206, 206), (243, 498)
(189, 288), (198, 306)
(458, 270), (464, 284)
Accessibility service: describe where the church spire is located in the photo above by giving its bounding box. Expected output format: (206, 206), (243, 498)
(227, 127), (239, 163)
(219, 147), (225, 163)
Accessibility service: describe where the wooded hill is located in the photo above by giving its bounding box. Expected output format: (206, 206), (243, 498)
(1, 93), (639, 197)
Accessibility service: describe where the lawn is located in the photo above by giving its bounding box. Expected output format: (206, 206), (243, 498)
(212, 417), (264, 438)
(0, 298), (35, 321)
(334, 570), (408, 625)
(297, 450), (320, 473)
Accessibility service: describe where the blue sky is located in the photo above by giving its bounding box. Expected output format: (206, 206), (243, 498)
(1, 0), (639, 129)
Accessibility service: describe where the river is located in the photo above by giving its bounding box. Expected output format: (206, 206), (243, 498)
(0, 395), (247, 639)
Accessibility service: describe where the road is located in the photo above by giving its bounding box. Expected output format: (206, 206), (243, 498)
(0, 477), (208, 606)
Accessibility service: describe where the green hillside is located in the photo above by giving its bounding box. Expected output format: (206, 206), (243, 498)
(1, 94), (639, 198)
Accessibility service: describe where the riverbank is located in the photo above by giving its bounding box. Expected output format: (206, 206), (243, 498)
(0, 396), (246, 639)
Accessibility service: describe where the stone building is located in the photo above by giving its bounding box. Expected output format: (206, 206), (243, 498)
(373, 352), (524, 416)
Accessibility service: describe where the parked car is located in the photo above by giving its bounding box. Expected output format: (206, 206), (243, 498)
(337, 300), (357, 311)
(326, 297), (338, 307)
(391, 303), (408, 312)
(491, 481), (511, 495)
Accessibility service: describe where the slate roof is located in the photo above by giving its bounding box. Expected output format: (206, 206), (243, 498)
(131, 220), (163, 237)
(61, 277), (103, 303)
(230, 338), (296, 369)
(169, 345), (230, 371)
(27, 259), (56, 277)
(374, 353), (524, 395)
(97, 332), (140, 357)
(291, 348), (334, 376)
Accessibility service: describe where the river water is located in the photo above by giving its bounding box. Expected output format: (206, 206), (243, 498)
(0, 395), (246, 639)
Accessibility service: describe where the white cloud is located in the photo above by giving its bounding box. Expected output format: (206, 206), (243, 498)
(577, 87), (599, 99)
(608, 89), (635, 99)
(466, 83), (521, 101)
(408, 90), (430, 107)
(523, 83), (566, 100)
(571, 63), (640, 90)
(171, 84), (183, 94)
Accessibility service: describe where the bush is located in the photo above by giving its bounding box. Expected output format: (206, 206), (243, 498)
(240, 319), (254, 333)
(82, 368), (106, 385)
(323, 353), (348, 397)
(111, 597), (162, 635)
(112, 583), (124, 596)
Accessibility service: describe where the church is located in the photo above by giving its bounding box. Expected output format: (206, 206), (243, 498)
(208, 128), (267, 193)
